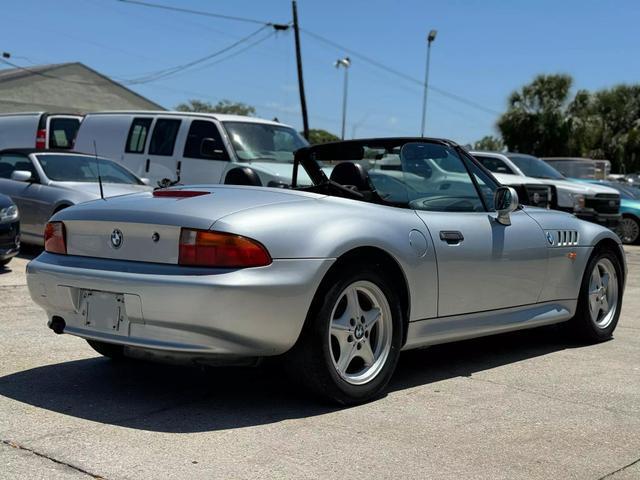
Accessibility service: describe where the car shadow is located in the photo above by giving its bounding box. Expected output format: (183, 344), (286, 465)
(0, 326), (581, 433)
(17, 244), (42, 261)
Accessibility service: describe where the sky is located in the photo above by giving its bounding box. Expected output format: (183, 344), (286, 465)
(2, 0), (639, 145)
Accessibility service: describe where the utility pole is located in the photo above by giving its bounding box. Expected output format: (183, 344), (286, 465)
(292, 1), (309, 140)
(420, 29), (437, 137)
(335, 57), (351, 140)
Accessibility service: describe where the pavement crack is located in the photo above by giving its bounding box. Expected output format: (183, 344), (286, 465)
(598, 456), (640, 479)
(1, 439), (107, 479)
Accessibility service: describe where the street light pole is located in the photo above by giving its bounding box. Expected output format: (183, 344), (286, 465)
(335, 57), (351, 140)
(420, 29), (437, 137)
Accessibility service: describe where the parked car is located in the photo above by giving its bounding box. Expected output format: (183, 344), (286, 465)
(625, 173), (640, 187)
(0, 112), (83, 150)
(73, 111), (309, 187)
(471, 151), (621, 228)
(543, 157), (611, 180)
(384, 148), (554, 209)
(0, 193), (19, 267)
(0, 149), (152, 245)
(27, 138), (626, 404)
(577, 180), (640, 245)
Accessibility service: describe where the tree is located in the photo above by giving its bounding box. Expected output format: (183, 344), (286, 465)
(495, 74), (640, 172)
(497, 74), (573, 156)
(306, 129), (340, 145)
(473, 135), (505, 152)
(570, 85), (640, 172)
(175, 99), (255, 116)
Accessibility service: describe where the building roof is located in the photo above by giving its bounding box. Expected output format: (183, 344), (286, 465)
(0, 62), (164, 113)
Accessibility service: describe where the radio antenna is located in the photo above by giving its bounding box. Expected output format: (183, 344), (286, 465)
(93, 140), (105, 201)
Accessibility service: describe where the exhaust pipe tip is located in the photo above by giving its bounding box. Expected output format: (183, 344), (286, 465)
(48, 316), (66, 334)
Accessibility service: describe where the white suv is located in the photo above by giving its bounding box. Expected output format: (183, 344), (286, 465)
(471, 151), (621, 228)
(74, 111), (310, 187)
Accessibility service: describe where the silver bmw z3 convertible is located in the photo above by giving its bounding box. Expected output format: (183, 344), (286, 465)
(26, 138), (626, 404)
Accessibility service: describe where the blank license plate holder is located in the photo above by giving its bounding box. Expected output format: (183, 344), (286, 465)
(80, 290), (128, 336)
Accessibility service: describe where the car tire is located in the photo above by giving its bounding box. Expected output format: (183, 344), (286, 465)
(619, 215), (640, 245)
(86, 340), (125, 360)
(286, 268), (403, 405)
(569, 248), (623, 343)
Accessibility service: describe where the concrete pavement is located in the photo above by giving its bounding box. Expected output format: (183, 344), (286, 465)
(1, 246), (639, 479)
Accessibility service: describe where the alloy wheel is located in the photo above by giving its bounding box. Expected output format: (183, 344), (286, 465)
(619, 217), (639, 244)
(328, 281), (393, 385)
(588, 258), (619, 329)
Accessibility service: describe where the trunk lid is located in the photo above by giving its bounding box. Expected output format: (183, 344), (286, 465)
(57, 186), (320, 263)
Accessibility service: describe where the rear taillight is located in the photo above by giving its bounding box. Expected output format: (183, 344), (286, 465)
(179, 229), (271, 268)
(35, 129), (47, 149)
(44, 222), (66, 254)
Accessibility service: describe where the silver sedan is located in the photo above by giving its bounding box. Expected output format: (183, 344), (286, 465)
(0, 149), (152, 245)
(26, 138), (626, 404)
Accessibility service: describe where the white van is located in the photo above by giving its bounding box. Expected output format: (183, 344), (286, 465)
(0, 112), (83, 150)
(73, 111), (309, 187)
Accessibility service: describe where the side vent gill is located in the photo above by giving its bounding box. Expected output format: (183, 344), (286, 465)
(552, 230), (579, 246)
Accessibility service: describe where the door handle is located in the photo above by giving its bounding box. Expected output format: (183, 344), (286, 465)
(145, 159), (150, 172)
(439, 231), (464, 245)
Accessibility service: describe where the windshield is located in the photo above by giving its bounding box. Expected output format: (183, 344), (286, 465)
(36, 154), (143, 184)
(507, 154), (565, 179)
(301, 140), (497, 212)
(223, 121), (308, 163)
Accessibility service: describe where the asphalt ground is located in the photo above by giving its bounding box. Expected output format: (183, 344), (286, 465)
(1, 245), (639, 479)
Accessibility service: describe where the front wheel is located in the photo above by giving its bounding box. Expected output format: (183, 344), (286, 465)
(569, 249), (623, 342)
(287, 269), (403, 404)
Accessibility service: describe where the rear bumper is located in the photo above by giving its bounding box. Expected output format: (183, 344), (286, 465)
(26, 253), (333, 358)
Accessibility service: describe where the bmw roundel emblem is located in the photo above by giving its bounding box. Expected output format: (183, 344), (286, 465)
(110, 229), (124, 249)
(546, 231), (554, 245)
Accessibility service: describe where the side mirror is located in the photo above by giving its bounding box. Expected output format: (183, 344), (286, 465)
(140, 177), (151, 186)
(200, 138), (227, 159)
(11, 170), (33, 183)
(494, 186), (519, 225)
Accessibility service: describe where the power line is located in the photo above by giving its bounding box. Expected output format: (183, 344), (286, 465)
(116, 0), (278, 26)
(301, 29), (500, 116)
(174, 30), (279, 77)
(122, 25), (272, 84)
(1, 26), (278, 88)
